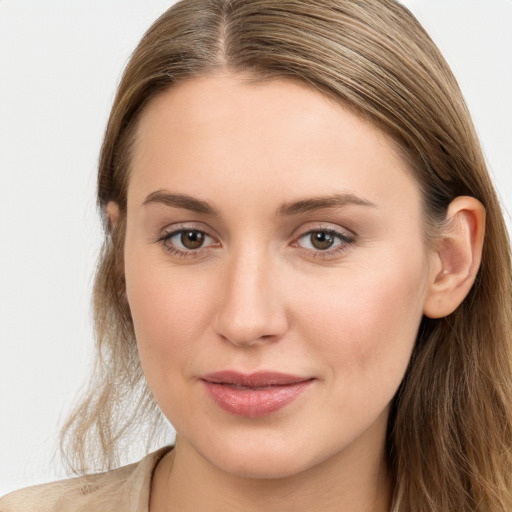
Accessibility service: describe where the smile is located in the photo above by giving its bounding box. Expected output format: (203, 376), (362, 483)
(201, 371), (314, 418)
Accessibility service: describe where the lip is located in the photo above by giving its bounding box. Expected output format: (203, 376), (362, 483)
(201, 371), (314, 418)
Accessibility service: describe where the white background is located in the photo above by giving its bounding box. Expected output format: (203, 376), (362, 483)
(0, 0), (511, 496)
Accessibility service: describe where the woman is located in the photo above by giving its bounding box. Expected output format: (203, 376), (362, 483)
(1, 0), (511, 510)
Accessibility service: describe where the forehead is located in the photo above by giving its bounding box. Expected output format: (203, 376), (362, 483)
(128, 73), (420, 216)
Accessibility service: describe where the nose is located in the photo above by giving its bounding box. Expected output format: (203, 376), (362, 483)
(213, 248), (289, 348)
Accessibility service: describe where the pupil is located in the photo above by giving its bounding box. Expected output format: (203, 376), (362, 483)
(181, 231), (204, 249)
(311, 231), (334, 250)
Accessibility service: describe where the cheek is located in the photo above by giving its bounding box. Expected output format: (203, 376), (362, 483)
(124, 246), (216, 380)
(293, 254), (428, 392)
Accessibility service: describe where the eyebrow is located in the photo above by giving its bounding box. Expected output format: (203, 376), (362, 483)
(143, 190), (220, 215)
(142, 190), (376, 216)
(278, 193), (377, 216)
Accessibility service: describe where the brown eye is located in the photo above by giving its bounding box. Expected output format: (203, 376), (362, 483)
(296, 228), (354, 255)
(309, 231), (335, 250)
(159, 228), (215, 255)
(180, 230), (205, 249)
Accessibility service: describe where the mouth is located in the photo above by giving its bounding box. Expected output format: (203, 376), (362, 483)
(201, 371), (315, 418)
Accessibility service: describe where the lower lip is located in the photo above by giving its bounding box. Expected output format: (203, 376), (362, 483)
(203, 380), (313, 418)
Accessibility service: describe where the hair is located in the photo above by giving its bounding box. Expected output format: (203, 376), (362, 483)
(60, 0), (512, 510)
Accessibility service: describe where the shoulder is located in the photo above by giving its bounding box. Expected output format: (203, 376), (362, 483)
(0, 446), (172, 512)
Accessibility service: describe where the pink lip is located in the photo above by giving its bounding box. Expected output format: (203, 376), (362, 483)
(201, 371), (314, 418)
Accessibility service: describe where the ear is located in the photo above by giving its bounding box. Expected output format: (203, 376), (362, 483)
(106, 201), (120, 230)
(423, 196), (485, 319)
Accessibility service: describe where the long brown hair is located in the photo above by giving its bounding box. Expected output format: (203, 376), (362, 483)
(61, 1), (512, 509)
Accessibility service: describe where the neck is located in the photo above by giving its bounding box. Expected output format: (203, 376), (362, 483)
(150, 436), (392, 512)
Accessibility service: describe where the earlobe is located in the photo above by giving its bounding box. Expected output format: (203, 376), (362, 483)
(423, 196), (485, 319)
(106, 201), (120, 231)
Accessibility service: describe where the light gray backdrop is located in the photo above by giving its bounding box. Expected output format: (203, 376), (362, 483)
(0, 0), (511, 496)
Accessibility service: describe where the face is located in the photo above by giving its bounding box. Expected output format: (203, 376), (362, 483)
(124, 74), (433, 479)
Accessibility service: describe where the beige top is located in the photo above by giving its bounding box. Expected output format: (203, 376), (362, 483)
(0, 447), (172, 512)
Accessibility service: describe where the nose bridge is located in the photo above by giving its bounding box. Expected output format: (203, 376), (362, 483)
(213, 243), (287, 347)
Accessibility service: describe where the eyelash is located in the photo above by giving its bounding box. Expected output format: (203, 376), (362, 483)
(156, 228), (217, 258)
(293, 228), (355, 259)
(156, 226), (355, 259)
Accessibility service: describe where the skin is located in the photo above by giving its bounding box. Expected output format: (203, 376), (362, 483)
(118, 73), (484, 511)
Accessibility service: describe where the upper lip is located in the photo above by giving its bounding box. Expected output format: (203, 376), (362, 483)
(201, 371), (313, 387)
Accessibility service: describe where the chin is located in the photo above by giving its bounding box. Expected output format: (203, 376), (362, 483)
(194, 433), (327, 480)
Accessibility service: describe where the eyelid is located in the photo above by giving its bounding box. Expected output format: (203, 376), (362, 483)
(291, 224), (356, 258)
(155, 222), (220, 257)
(156, 221), (217, 240)
(293, 222), (356, 242)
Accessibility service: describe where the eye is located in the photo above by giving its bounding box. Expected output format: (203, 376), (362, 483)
(157, 228), (218, 256)
(295, 228), (354, 254)
(176, 230), (207, 250)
